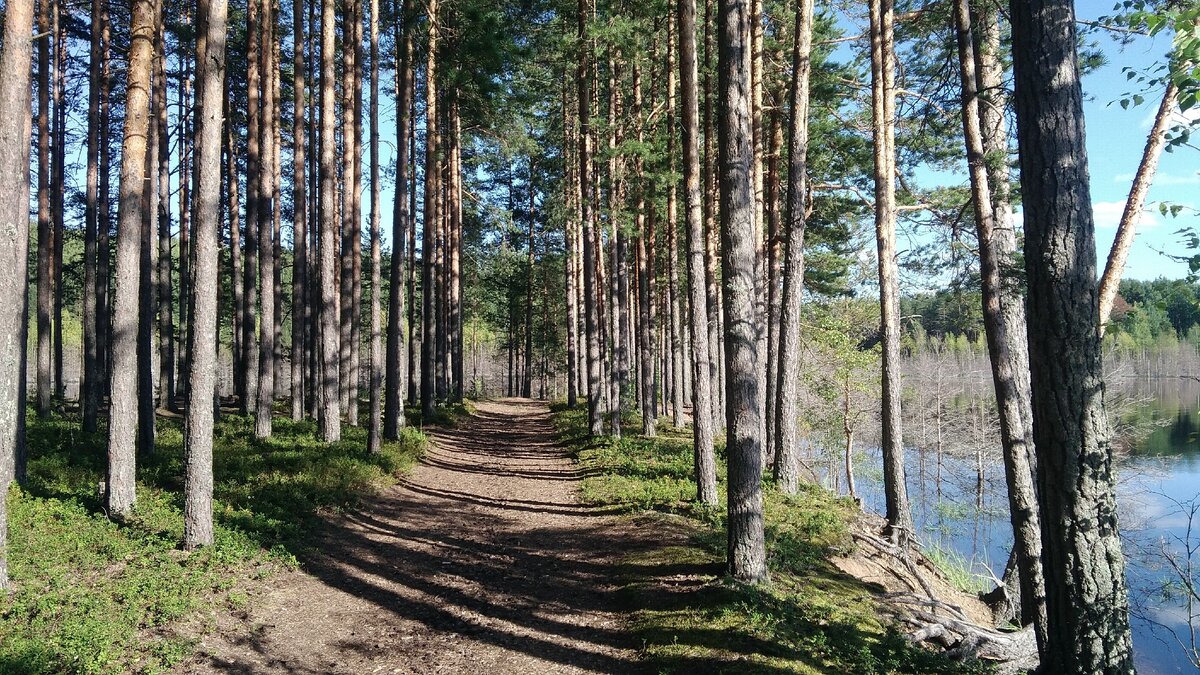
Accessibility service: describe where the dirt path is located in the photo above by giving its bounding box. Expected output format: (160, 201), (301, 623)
(189, 399), (653, 674)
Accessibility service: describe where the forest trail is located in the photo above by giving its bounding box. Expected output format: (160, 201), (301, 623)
(188, 399), (656, 674)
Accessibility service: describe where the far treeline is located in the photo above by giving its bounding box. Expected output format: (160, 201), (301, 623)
(904, 277), (1200, 350)
(0, 0), (1198, 674)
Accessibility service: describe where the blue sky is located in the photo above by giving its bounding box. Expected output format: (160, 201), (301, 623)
(1063, 5), (1198, 281)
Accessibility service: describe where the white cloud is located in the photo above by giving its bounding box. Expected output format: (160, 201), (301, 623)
(1113, 170), (1200, 186)
(1093, 200), (1159, 230)
(1010, 201), (1161, 231)
(1140, 101), (1200, 130)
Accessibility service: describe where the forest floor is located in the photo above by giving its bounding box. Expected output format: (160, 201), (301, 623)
(186, 398), (674, 674)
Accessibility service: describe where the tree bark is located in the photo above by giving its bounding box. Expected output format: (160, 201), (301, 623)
(666, 35), (685, 432)
(763, 99), (781, 470)
(524, 159), (537, 399)
(679, 0), (715, 504)
(869, 0), (911, 537)
(0, 0), (36, 592)
(385, 2), (412, 437)
(563, 64), (579, 410)
(256, 0), (277, 439)
(51, 5), (65, 403)
(578, 0), (603, 437)
(703, 0), (722, 432)
(225, 82), (243, 402)
(1009, 0), (1135, 671)
(242, 0), (261, 415)
(155, 13), (174, 412)
(138, 19), (159, 456)
(406, 84), (418, 406)
(82, 0), (104, 432)
(953, 0), (1047, 646)
(719, 0), (767, 584)
(317, 0), (341, 442)
(449, 101), (464, 402)
(97, 9), (112, 402)
(1097, 81), (1178, 334)
(420, 0), (441, 422)
(773, 0), (813, 495)
(367, 0), (383, 453)
(36, 0), (51, 418)
(291, 0), (307, 421)
(185, 0), (227, 549)
(108, 0), (156, 517)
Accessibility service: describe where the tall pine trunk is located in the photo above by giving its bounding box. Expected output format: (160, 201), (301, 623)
(1009, 0), (1134, 671)
(185, 0), (227, 549)
(367, 0), (383, 452)
(0, 0), (36, 592)
(869, 0), (910, 537)
(255, 0), (277, 439)
(578, 0), (603, 436)
(773, 0), (813, 494)
(290, 0), (307, 420)
(36, 0), (51, 418)
(241, 0), (261, 415)
(679, 0), (715, 504)
(719, 0), (766, 584)
(952, 0), (1046, 646)
(419, 0), (441, 422)
(384, 5), (412, 437)
(82, 0), (104, 433)
(317, 0), (341, 442)
(108, 0), (156, 517)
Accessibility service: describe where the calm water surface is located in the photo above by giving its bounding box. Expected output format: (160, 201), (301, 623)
(854, 378), (1200, 674)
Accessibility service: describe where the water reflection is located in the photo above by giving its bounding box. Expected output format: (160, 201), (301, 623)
(848, 377), (1200, 674)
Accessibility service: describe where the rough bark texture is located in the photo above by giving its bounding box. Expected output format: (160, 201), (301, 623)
(868, 0), (910, 537)
(385, 6), (412, 438)
(563, 66), (579, 410)
(291, 0), (307, 421)
(1009, 0), (1135, 672)
(367, 0), (383, 454)
(679, 0), (716, 505)
(0, 0), (36, 591)
(420, 0), (441, 423)
(256, 0), (277, 439)
(155, 19), (174, 412)
(578, 0), (603, 437)
(109, 0), (156, 517)
(97, 11), (112, 404)
(185, 0), (227, 549)
(719, 0), (767, 584)
(138, 33), (158, 457)
(339, 0), (360, 424)
(36, 0), (51, 418)
(450, 106), (464, 403)
(631, 59), (655, 438)
(1097, 81), (1177, 334)
(317, 0), (341, 442)
(241, 0), (261, 415)
(953, 0), (1047, 648)
(773, 0), (812, 495)
(82, 0), (103, 433)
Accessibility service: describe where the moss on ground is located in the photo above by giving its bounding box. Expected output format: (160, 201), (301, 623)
(1, 408), (427, 675)
(553, 404), (989, 674)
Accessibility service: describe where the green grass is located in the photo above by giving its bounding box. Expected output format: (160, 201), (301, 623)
(1, 408), (427, 675)
(553, 404), (988, 674)
(924, 543), (992, 596)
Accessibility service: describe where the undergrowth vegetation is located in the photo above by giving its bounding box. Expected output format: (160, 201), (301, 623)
(552, 404), (987, 674)
(1, 408), (426, 675)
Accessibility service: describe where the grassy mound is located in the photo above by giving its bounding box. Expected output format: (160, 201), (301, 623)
(553, 405), (987, 674)
(1, 410), (426, 675)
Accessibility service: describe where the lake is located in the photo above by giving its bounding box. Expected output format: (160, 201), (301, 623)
(852, 376), (1200, 674)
